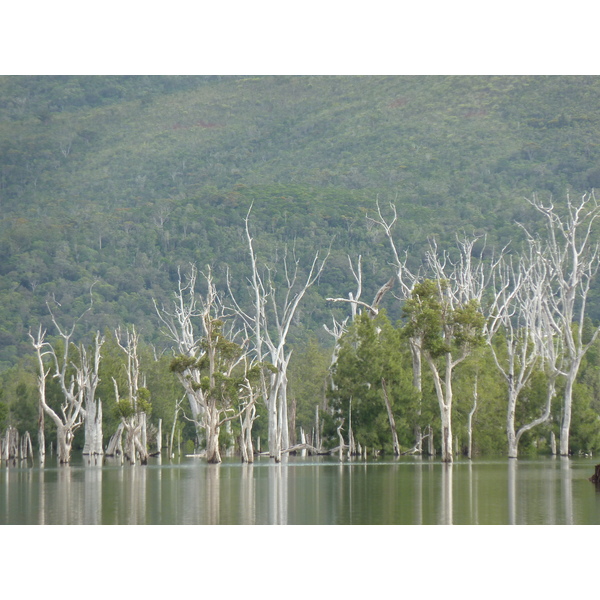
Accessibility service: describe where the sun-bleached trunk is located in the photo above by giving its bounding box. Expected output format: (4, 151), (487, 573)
(467, 376), (478, 460)
(240, 403), (256, 463)
(205, 405), (221, 464)
(426, 351), (455, 463)
(381, 378), (400, 456)
(156, 418), (162, 455)
(156, 266), (257, 464)
(1, 427), (19, 461)
(524, 193), (600, 457)
(82, 398), (103, 456)
(106, 422), (124, 459)
(367, 202), (427, 453)
(231, 206), (329, 462)
(560, 363), (580, 456)
(29, 322), (89, 465)
(81, 332), (105, 457)
(38, 403), (45, 464)
(409, 339), (424, 453)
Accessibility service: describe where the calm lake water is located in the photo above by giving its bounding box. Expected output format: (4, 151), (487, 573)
(1, 455), (599, 525)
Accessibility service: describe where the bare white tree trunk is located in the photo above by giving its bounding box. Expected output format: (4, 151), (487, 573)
(229, 206), (329, 461)
(240, 403), (256, 463)
(20, 431), (34, 461)
(156, 266), (258, 464)
(156, 418), (162, 456)
(81, 332), (105, 457)
(1, 427), (19, 460)
(467, 376), (478, 460)
(38, 403), (45, 464)
(114, 327), (149, 465)
(523, 192), (600, 456)
(381, 378), (400, 456)
(29, 318), (90, 465)
(106, 422), (124, 459)
(425, 352), (455, 463)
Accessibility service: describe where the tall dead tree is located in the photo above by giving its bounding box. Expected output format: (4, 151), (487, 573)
(522, 192), (600, 456)
(486, 250), (557, 458)
(29, 312), (104, 464)
(112, 326), (149, 465)
(229, 206), (329, 462)
(81, 331), (105, 457)
(154, 265), (205, 448)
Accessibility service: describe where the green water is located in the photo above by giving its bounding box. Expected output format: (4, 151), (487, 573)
(1, 455), (599, 524)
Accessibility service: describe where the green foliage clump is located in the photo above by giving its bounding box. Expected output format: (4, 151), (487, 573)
(115, 399), (134, 419)
(329, 312), (419, 453)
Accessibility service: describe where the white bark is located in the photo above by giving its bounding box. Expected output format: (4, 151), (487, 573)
(381, 378), (401, 456)
(467, 375), (478, 460)
(156, 266), (258, 463)
(20, 431), (34, 461)
(229, 205), (329, 461)
(522, 192), (600, 456)
(81, 332), (105, 456)
(156, 418), (162, 455)
(29, 315), (94, 464)
(114, 327), (149, 465)
(1, 427), (19, 460)
(106, 422), (124, 459)
(486, 251), (555, 458)
(415, 237), (499, 462)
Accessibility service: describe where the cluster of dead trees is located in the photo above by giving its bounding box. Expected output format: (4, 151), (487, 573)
(16, 192), (600, 467)
(21, 206), (331, 465)
(28, 308), (156, 465)
(326, 192), (600, 462)
(1, 427), (33, 463)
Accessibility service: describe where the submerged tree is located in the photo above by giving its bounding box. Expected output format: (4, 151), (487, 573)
(228, 206), (329, 461)
(29, 316), (104, 465)
(156, 265), (259, 463)
(110, 326), (150, 465)
(522, 192), (600, 456)
(325, 253), (395, 452)
(486, 250), (557, 458)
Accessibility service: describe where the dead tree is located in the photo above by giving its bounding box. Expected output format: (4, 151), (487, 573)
(80, 331), (105, 457)
(466, 375), (478, 459)
(381, 378), (401, 456)
(522, 192), (600, 456)
(154, 265), (206, 448)
(1, 427), (20, 461)
(30, 322), (91, 464)
(157, 266), (259, 463)
(485, 251), (553, 458)
(228, 205), (329, 462)
(113, 326), (149, 465)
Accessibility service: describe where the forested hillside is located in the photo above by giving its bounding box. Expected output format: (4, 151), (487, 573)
(3, 76), (600, 364)
(3, 75), (600, 457)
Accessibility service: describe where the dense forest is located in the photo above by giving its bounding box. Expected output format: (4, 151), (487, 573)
(2, 75), (600, 461)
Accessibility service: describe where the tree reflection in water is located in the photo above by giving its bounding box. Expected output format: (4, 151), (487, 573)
(0, 456), (595, 524)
